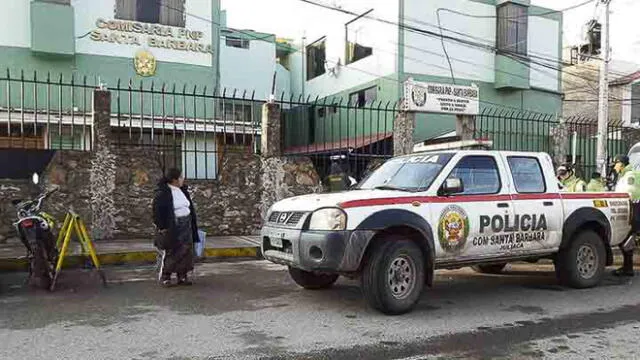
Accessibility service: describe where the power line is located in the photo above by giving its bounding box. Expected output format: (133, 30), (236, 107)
(156, 0), (562, 90)
(156, 0), (625, 90)
(301, 0), (624, 76)
(432, 4), (630, 79)
(565, 98), (640, 103)
(157, 0), (626, 111)
(298, 0), (617, 92)
(435, 0), (596, 20)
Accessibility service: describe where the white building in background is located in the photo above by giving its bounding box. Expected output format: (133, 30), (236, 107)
(283, 0), (563, 143)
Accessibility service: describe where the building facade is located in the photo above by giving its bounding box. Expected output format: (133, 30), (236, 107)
(563, 61), (640, 126)
(2, 0), (221, 89)
(0, 0), (291, 180)
(284, 0), (563, 146)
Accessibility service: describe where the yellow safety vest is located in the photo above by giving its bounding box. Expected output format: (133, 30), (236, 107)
(616, 165), (640, 201)
(561, 175), (586, 192)
(586, 179), (605, 192)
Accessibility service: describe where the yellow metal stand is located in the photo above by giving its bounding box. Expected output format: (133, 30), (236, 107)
(51, 211), (107, 291)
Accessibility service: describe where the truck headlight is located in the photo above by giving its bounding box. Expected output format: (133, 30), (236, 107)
(308, 208), (347, 231)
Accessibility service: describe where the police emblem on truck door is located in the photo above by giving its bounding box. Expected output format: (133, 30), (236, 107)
(438, 205), (469, 253)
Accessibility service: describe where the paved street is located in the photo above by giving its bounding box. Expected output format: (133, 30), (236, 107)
(2, 261), (640, 360)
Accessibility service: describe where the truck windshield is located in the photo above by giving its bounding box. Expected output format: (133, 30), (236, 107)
(359, 153), (454, 192)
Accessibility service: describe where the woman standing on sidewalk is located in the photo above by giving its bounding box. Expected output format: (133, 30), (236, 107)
(152, 168), (200, 287)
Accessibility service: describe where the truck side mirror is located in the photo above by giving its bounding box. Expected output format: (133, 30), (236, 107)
(442, 177), (463, 195)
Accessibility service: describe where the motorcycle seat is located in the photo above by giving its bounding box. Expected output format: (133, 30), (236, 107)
(12, 199), (24, 205)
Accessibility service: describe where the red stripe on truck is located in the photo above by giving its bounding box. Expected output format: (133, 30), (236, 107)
(340, 194), (510, 209)
(339, 192), (629, 209)
(560, 193), (629, 200)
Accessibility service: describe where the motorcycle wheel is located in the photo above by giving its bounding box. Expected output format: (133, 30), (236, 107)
(31, 243), (52, 290)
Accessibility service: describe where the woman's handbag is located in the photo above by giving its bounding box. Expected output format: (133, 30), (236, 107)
(154, 229), (174, 250)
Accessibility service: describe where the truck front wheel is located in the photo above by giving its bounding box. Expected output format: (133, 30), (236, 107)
(288, 267), (339, 290)
(555, 231), (606, 288)
(361, 237), (425, 315)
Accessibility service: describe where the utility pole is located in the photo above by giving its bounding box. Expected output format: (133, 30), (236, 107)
(596, 0), (611, 175)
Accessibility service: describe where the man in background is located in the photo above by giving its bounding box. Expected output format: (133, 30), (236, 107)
(557, 164), (586, 192)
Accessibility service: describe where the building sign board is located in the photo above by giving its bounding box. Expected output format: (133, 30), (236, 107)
(90, 19), (213, 54)
(404, 79), (479, 115)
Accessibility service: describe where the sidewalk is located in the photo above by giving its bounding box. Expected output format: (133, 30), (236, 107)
(1, 237), (638, 272)
(0, 236), (261, 272)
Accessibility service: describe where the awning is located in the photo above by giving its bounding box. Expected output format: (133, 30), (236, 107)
(284, 132), (392, 155)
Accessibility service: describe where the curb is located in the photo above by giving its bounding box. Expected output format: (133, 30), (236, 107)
(0, 246), (261, 272)
(1, 247), (635, 273)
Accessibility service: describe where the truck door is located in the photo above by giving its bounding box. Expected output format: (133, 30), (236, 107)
(431, 154), (514, 261)
(504, 155), (562, 252)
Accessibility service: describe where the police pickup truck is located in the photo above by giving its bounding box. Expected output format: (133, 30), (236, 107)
(261, 150), (632, 314)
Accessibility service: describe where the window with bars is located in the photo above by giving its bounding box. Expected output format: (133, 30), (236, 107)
(496, 3), (528, 55)
(225, 36), (250, 49)
(222, 102), (254, 123)
(113, 128), (218, 179)
(349, 86), (377, 108)
(115, 0), (186, 27)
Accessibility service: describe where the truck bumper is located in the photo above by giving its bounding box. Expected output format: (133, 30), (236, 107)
(260, 225), (374, 273)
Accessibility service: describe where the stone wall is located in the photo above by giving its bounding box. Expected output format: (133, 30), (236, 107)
(0, 180), (35, 243)
(260, 157), (323, 221)
(110, 146), (164, 239)
(393, 110), (415, 156)
(0, 147), (322, 241)
(0, 151), (92, 243)
(0, 89), (323, 242)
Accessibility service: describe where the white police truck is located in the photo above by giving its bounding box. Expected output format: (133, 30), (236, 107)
(261, 150), (632, 314)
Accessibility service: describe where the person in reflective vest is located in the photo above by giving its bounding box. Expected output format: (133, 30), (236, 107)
(326, 155), (351, 192)
(557, 165), (586, 192)
(613, 154), (640, 277)
(586, 172), (606, 192)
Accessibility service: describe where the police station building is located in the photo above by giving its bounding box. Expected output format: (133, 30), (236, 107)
(0, 0), (290, 101)
(0, 0), (296, 180)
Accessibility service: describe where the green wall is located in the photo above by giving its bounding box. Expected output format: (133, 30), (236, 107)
(398, 73), (560, 143)
(283, 71), (562, 149)
(31, 1), (75, 56)
(283, 75), (400, 149)
(0, 46), (219, 117)
(1, 0), (222, 119)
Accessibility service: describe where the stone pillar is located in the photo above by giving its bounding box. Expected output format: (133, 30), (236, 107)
(90, 89), (117, 240)
(261, 102), (282, 157)
(456, 115), (476, 141)
(393, 110), (415, 156)
(550, 120), (569, 167)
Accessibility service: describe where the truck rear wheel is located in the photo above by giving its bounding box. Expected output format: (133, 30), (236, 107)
(288, 267), (339, 290)
(555, 231), (606, 288)
(361, 236), (425, 315)
(472, 263), (507, 274)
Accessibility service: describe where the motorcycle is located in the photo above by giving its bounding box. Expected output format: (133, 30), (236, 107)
(12, 174), (59, 290)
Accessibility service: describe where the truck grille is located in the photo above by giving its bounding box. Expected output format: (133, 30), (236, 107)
(268, 211), (305, 226)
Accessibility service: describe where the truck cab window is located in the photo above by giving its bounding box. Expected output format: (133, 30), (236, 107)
(447, 156), (501, 195)
(507, 156), (546, 193)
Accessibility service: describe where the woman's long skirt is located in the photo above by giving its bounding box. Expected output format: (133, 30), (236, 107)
(159, 215), (194, 279)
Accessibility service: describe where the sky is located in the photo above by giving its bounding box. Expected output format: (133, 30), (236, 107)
(221, 0), (640, 64)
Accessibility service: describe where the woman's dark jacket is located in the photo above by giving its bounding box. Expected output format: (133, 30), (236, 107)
(152, 180), (200, 244)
